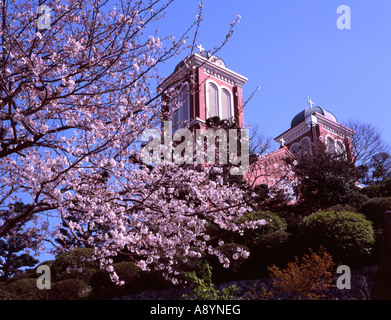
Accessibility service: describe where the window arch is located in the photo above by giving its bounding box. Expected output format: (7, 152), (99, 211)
(300, 137), (312, 155)
(207, 82), (219, 118)
(326, 136), (335, 154)
(290, 143), (301, 155)
(172, 83), (190, 131)
(335, 140), (347, 159)
(221, 88), (233, 120)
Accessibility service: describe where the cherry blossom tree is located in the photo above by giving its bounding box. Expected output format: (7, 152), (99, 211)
(0, 0), (275, 284)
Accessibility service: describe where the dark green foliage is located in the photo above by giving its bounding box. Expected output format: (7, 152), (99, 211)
(360, 184), (381, 198)
(5, 270), (36, 284)
(369, 152), (391, 184)
(90, 261), (143, 298)
(228, 211), (288, 250)
(379, 178), (391, 197)
(0, 237), (39, 281)
(216, 243), (249, 272)
(347, 192), (369, 211)
(288, 149), (358, 213)
(3, 278), (46, 300)
(47, 279), (91, 300)
(300, 211), (375, 264)
(326, 204), (356, 213)
(259, 230), (291, 250)
(360, 197), (391, 231)
(0, 287), (21, 300)
(51, 248), (99, 282)
(182, 261), (239, 300)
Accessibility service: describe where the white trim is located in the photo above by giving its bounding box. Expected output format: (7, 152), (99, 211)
(289, 142), (300, 154)
(325, 134), (336, 153)
(192, 53), (248, 86)
(300, 136), (312, 154)
(157, 53), (248, 92)
(205, 80), (219, 118)
(220, 85), (235, 120)
(274, 121), (310, 145)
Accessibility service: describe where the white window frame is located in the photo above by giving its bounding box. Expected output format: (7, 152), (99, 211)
(300, 136), (312, 154)
(325, 135), (336, 154)
(205, 80), (219, 119)
(220, 85), (235, 120)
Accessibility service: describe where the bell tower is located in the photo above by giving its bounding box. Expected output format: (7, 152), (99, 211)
(158, 48), (248, 134)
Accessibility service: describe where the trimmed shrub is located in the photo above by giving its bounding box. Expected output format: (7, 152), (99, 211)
(90, 261), (143, 298)
(259, 230), (292, 250)
(347, 192), (369, 211)
(360, 197), (391, 230)
(4, 278), (46, 300)
(300, 211), (375, 264)
(0, 287), (21, 300)
(6, 270), (37, 284)
(326, 204), (356, 213)
(47, 279), (91, 300)
(380, 178), (391, 197)
(52, 248), (99, 282)
(228, 211), (287, 249)
(360, 185), (381, 198)
(214, 243), (250, 272)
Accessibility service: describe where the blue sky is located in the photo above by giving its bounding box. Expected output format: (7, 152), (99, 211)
(158, 0), (391, 147)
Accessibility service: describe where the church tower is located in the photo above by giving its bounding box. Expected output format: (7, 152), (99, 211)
(158, 49), (248, 134)
(274, 98), (355, 159)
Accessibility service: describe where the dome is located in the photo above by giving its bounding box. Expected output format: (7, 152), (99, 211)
(174, 51), (226, 72)
(291, 106), (337, 128)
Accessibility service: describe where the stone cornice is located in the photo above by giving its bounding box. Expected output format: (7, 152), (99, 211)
(274, 112), (355, 144)
(157, 53), (248, 91)
(274, 121), (310, 145)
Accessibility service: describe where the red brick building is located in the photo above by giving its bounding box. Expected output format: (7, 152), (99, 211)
(159, 51), (355, 199)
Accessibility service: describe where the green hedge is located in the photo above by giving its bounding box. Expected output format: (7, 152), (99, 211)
(90, 261), (143, 298)
(360, 197), (391, 230)
(228, 211), (288, 249)
(4, 278), (46, 300)
(300, 211), (375, 264)
(47, 279), (91, 300)
(360, 185), (381, 198)
(380, 178), (391, 197)
(51, 248), (99, 282)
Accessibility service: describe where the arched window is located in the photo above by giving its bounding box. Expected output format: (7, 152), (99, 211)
(290, 143), (300, 155)
(335, 140), (346, 159)
(207, 82), (219, 118)
(326, 136), (335, 154)
(221, 88), (232, 120)
(172, 83), (190, 131)
(300, 137), (312, 155)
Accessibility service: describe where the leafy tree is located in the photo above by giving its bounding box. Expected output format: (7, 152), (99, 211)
(0, 237), (39, 281)
(288, 147), (358, 213)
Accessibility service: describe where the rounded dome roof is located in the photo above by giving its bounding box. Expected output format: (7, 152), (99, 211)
(291, 106), (337, 128)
